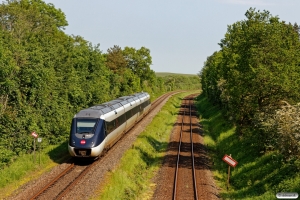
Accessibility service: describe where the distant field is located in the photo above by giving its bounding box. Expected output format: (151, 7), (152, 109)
(155, 72), (198, 77)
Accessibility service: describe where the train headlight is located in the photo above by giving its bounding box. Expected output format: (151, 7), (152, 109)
(72, 140), (75, 145)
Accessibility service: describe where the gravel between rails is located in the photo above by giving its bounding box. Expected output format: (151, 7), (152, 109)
(6, 93), (173, 200)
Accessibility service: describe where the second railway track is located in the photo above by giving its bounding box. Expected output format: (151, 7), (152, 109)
(173, 96), (199, 200)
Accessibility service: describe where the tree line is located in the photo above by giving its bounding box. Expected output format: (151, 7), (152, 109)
(200, 8), (300, 161)
(0, 0), (200, 168)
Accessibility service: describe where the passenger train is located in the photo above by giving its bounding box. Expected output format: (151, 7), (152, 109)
(68, 92), (151, 157)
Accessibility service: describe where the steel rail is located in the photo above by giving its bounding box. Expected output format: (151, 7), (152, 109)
(29, 163), (75, 200)
(172, 97), (199, 200)
(56, 160), (98, 199)
(173, 99), (186, 200)
(190, 100), (198, 200)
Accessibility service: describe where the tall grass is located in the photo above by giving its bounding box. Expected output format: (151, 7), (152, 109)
(0, 141), (69, 198)
(195, 94), (300, 200)
(94, 91), (199, 199)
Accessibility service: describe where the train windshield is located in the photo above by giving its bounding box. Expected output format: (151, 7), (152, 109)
(76, 118), (98, 134)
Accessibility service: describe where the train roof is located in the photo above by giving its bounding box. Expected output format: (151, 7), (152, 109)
(74, 92), (150, 118)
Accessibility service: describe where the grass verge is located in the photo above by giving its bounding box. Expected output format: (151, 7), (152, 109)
(92, 90), (199, 199)
(195, 93), (300, 200)
(0, 141), (69, 198)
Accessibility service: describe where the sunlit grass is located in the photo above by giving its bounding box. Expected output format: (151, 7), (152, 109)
(203, 135), (215, 148)
(0, 142), (69, 198)
(217, 128), (235, 143)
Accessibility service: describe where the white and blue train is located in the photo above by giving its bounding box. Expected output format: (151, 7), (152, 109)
(68, 92), (151, 157)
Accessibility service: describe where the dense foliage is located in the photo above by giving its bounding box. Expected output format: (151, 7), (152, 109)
(159, 74), (200, 91)
(200, 8), (300, 161)
(0, 0), (200, 168)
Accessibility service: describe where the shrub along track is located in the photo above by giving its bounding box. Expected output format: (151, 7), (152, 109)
(152, 94), (220, 200)
(6, 91), (179, 200)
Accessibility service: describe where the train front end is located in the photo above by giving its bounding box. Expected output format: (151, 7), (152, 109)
(68, 113), (106, 157)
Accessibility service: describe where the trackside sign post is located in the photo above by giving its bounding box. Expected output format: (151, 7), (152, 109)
(38, 138), (42, 165)
(31, 132), (38, 163)
(222, 154), (238, 167)
(31, 131), (38, 138)
(222, 154), (238, 190)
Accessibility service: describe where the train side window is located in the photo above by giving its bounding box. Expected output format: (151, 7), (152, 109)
(106, 120), (115, 134)
(142, 101), (145, 109)
(104, 122), (108, 134)
(137, 105), (140, 113)
(126, 110), (132, 119)
(119, 114), (126, 125)
(134, 106), (138, 115)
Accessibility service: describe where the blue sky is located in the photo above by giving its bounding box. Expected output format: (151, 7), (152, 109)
(43, 0), (300, 75)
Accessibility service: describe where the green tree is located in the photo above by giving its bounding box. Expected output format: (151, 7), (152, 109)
(105, 45), (128, 74)
(123, 46), (154, 84)
(200, 51), (223, 105)
(218, 8), (300, 129)
(0, 0), (69, 151)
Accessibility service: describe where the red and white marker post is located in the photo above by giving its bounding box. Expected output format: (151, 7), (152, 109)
(222, 154), (238, 190)
(31, 132), (38, 163)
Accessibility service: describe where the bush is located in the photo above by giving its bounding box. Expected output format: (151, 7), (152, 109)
(256, 101), (300, 161)
(0, 147), (15, 168)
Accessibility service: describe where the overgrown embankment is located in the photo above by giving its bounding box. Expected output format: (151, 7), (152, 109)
(0, 141), (69, 198)
(196, 94), (300, 199)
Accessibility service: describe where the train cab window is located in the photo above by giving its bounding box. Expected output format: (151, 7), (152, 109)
(76, 119), (98, 134)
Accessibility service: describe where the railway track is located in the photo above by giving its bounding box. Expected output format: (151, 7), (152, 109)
(151, 91), (180, 110)
(24, 91), (179, 200)
(29, 159), (97, 200)
(173, 96), (199, 200)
